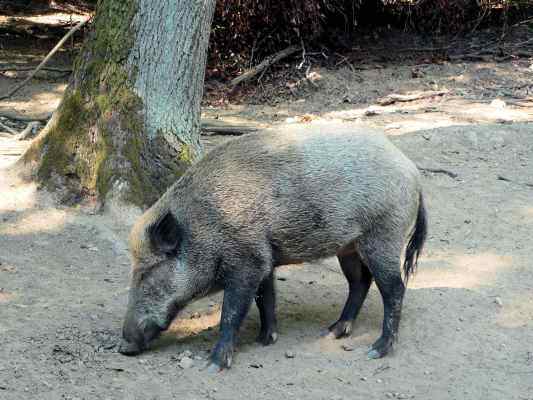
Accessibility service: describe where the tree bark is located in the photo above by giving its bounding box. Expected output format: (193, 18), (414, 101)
(20, 0), (216, 207)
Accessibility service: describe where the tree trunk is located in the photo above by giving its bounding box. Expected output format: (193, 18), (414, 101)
(21, 0), (216, 207)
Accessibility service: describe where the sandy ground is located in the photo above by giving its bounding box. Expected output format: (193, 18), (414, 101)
(1, 30), (533, 400)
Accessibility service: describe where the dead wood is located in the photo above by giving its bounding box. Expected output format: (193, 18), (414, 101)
(0, 66), (72, 73)
(230, 45), (300, 86)
(0, 111), (52, 123)
(201, 120), (259, 135)
(0, 17), (89, 101)
(377, 90), (449, 106)
(0, 121), (19, 135)
(418, 166), (458, 179)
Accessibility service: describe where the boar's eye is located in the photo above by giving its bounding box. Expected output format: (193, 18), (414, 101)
(149, 211), (181, 255)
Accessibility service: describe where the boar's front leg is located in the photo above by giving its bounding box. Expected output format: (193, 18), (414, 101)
(255, 272), (278, 345)
(208, 264), (267, 372)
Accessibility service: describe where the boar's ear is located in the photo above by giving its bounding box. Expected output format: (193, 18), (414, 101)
(149, 212), (180, 254)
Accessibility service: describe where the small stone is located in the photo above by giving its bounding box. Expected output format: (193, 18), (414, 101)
(496, 118), (512, 125)
(341, 344), (354, 352)
(178, 356), (194, 369)
(494, 297), (503, 307)
(285, 351), (295, 359)
(360, 377), (367, 381)
(386, 393), (394, 399)
(397, 394), (409, 399)
(364, 108), (380, 116)
(376, 378), (383, 383)
(490, 99), (506, 108)
(178, 350), (193, 360)
(385, 123), (401, 130)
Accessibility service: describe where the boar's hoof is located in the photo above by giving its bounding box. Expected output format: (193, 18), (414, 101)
(256, 330), (278, 346)
(323, 320), (353, 339)
(118, 339), (142, 356)
(367, 349), (383, 359)
(367, 336), (393, 359)
(204, 362), (223, 374)
(209, 340), (234, 371)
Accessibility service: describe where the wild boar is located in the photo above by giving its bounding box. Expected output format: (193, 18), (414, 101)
(118, 127), (427, 371)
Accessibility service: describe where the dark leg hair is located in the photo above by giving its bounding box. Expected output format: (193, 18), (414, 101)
(255, 271), (278, 345)
(327, 250), (373, 338)
(208, 266), (265, 371)
(358, 238), (405, 359)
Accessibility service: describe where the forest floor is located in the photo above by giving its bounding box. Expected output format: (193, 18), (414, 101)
(1, 14), (533, 400)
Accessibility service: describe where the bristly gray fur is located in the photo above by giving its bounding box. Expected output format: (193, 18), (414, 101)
(122, 126), (427, 359)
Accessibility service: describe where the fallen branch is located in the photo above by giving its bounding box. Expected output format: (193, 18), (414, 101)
(0, 111), (52, 123)
(0, 17), (90, 101)
(18, 122), (41, 140)
(230, 45), (300, 86)
(418, 166), (458, 179)
(497, 175), (533, 188)
(377, 90), (448, 106)
(365, 45), (451, 53)
(505, 100), (533, 108)
(0, 66), (72, 73)
(1, 113), (258, 136)
(448, 53), (491, 62)
(0, 121), (19, 135)
(201, 120), (259, 135)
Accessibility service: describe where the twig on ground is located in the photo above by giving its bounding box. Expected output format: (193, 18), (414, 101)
(297, 38), (306, 70)
(448, 53), (490, 62)
(201, 120), (259, 136)
(17, 121), (41, 140)
(418, 166), (458, 179)
(0, 120), (19, 135)
(230, 45), (300, 86)
(497, 175), (533, 188)
(365, 45), (451, 53)
(505, 100), (533, 108)
(334, 53), (363, 81)
(0, 66), (72, 73)
(0, 111), (52, 123)
(377, 90), (449, 106)
(0, 17), (90, 101)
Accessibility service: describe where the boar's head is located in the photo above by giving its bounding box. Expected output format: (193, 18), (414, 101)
(118, 205), (217, 356)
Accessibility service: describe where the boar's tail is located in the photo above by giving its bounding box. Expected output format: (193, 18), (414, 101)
(403, 192), (428, 283)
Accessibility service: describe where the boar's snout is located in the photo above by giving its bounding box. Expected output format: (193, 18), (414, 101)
(118, 338), (142, 356)
(119, 311), (165, 356)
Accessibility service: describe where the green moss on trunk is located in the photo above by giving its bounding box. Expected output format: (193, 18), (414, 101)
(23, 0), (196, 207)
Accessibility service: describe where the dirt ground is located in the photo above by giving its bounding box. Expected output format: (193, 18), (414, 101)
(1, 19), (533, 400)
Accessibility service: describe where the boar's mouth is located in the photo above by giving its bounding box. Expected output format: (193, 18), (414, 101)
(119, 301), (184, 356)
(118, 338), (143, 356)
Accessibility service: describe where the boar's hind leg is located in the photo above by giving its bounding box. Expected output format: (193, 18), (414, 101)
(327, 251), (372, 339)
(359, 238), (405, 359)
(208, 266), (266, 371)
(255, 272), (278, 345)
